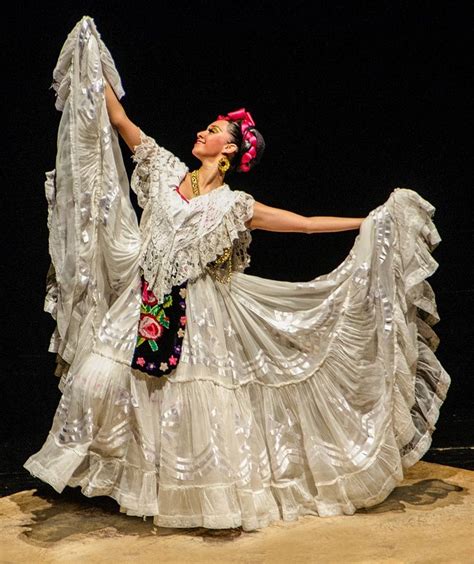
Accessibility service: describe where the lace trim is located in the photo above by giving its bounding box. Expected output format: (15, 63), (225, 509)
(130, 128), (187, 209)
(141, 190), (255, 304)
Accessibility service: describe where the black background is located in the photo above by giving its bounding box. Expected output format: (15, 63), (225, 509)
(1, 1), (473, 487)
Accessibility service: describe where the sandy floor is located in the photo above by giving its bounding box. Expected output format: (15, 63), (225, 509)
(0, 461), (472, 563)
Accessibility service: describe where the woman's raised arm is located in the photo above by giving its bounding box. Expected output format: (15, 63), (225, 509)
(104, 80), (142, 153)
(247, 201), (365, 233)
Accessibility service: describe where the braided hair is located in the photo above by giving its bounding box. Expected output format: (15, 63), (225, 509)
(225, 120), (265, 173)
(217, 108), (265, 174)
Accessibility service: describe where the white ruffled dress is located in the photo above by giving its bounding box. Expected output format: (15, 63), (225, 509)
(23, 15), (450, 531)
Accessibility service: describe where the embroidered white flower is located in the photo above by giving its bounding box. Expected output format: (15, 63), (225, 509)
(179, 287), (187, 298)
(224, 324), (236, 337)
(177, 328), (185, 338)
(160, 362), (168, 371)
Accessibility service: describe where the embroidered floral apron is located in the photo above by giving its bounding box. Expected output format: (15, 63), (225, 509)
(131, 185), (190, 378)
(131, 274), (188, 378)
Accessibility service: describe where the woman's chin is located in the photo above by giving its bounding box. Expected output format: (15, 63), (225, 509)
(191, 147), (205, 161)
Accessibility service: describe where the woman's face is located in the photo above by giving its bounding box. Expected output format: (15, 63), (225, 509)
(192, 120), (236, 159)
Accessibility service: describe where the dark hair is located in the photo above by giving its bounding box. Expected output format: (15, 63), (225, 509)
(225, 120), (265, 174)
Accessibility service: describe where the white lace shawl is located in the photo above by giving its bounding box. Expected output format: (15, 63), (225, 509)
(130, 129), (256, 303)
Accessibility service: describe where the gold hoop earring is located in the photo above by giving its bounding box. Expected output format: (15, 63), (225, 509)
(217, 155), (231, 174)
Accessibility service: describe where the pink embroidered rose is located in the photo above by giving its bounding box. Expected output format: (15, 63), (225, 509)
(179, 315), (187, 326)
(138, 314), (163, 340)
(142, 280), (158, 306)
(136, 357), (146, 367)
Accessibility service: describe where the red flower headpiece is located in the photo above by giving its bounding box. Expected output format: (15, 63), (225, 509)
(217, 108), (257, 173)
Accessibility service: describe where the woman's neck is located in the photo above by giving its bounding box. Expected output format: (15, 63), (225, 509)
(196, 161), (226, 192)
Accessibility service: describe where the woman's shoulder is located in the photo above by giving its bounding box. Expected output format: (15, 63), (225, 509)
(228, 186), (256, 206)
(131, 128), (187, 173)
(130, 129), (188, 209)
(219, 186), (256, 224)
(206, 185), (255, 210)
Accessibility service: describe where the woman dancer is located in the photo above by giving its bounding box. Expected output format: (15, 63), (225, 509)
(24, 16), (450, 531)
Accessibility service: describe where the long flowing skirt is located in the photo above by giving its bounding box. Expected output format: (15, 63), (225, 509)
(24, 188), (450, 531)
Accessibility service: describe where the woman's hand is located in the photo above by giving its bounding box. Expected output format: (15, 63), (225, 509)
(246, 201), (366, 233)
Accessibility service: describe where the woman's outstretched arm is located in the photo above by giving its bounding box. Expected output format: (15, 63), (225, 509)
(246, 201), (365, 233)
(104, 80), (142, 153)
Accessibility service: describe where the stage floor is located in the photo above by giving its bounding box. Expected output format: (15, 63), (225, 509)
(1, 461), (472, 563)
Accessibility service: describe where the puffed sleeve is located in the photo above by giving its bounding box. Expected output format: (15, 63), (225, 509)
(130, 128), (187, 209)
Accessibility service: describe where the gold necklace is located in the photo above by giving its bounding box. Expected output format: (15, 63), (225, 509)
(190, 169), (200, 197)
